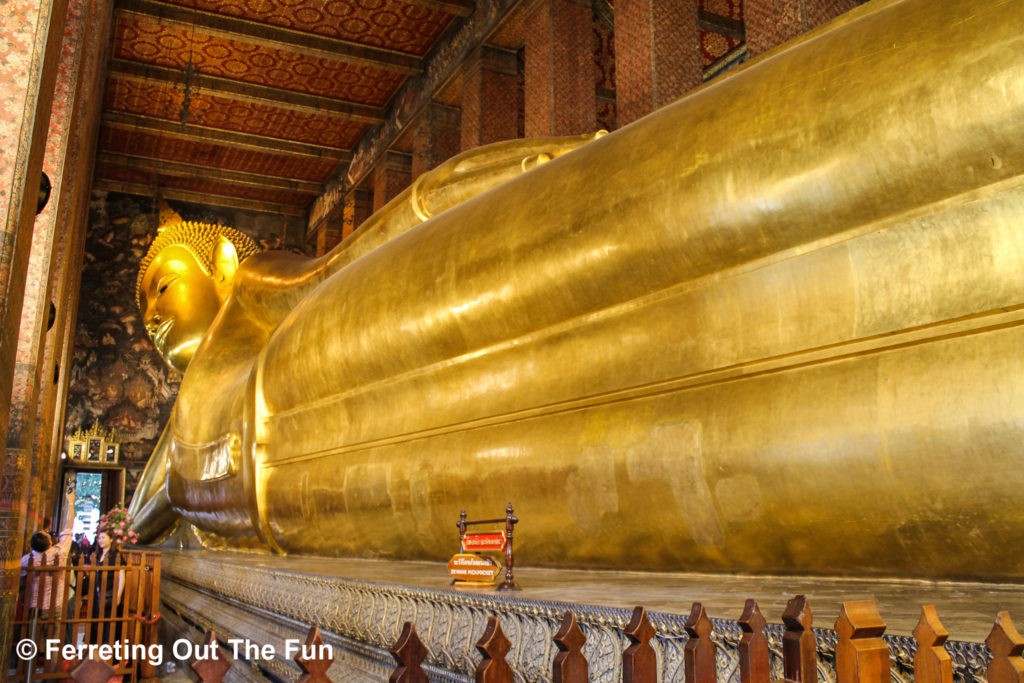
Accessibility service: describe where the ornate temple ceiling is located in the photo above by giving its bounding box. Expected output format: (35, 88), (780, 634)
(93, 0), (475, 217)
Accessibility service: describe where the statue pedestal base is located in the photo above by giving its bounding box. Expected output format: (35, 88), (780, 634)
(157, 550), (1019, 681)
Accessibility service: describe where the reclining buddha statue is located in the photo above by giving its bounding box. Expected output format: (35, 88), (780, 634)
(129, 0), (1024, 579)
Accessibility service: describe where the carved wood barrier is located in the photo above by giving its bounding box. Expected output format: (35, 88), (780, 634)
(10, 549), (161, 682)
(553, 610), (588, 682)
(781, 594), (817, 683)
(380, 598), (1024, 683)
(100, 598), (1024, 682)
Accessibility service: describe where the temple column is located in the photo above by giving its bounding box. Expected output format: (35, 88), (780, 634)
(613, 0), (700, 126)
(460, 45), (519, 151)
(523, 0), (597, 137)
(412, 102), (461, 181)
(0, 0), (90, 668)
(19, 0), (106, 534)
(746, 0), (863, 56)
(312, 215), (343, 256)
(342, 188), (374, 240)
(372, 151), (412, 214)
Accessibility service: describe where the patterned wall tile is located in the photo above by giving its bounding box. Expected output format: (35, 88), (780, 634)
(701, 31), (742, 65)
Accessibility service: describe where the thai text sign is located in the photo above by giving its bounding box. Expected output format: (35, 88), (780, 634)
(447, 554), (501, 583)
(461, 530), (507, 552)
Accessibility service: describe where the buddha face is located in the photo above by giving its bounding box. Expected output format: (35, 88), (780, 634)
(140, 244), (222, 374)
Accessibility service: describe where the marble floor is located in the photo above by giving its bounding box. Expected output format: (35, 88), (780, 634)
(163, 549), (1024, 643)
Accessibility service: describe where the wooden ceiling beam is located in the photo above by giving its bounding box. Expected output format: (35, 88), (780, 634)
(93, 179), (308, 217)
(96, 151), (322, 193)
(101, 112), (350, 162)
(109, 59), (385, 124)
(115, 0), (425, 74)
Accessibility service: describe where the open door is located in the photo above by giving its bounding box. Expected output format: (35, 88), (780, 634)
(60, 467), (125, 545)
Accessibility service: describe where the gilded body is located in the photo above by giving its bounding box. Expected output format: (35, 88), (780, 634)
(131, 0), (1024, 579)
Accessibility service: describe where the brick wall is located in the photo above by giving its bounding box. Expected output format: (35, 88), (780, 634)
(615, 0), (701, 126)
(524, 0), (598, 137)
(461, 45), (519, 151)
(747, 0), (863, 56)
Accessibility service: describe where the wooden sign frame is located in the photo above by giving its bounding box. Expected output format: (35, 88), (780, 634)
(455, 503), (520, 590)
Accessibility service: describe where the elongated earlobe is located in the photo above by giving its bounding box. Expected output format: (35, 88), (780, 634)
(212, 236), (239, 300)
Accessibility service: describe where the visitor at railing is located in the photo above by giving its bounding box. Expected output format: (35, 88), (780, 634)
(19, 491), (75, 626)
(88, 529), (126, 644)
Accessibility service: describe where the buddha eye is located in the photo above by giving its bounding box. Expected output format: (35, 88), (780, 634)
(156, 275), (178, 296)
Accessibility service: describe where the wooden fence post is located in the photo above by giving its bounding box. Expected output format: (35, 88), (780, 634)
(138, 552), (162, 683)
(912, 605), (952, 683)
(623, 606), (657, 683)
(738, 599), (769, 683)
(986, 611), (1024, 683)
(834, 600), (889, 683)
(295, 625), (334, 683)
(475, 615), (514, 683)
(684, 602), (716, 683)
(390, 621), (429, 683)
(781, 595), (816, 683)
(191, 630), (232, 683)
(553, 610), (588, 683)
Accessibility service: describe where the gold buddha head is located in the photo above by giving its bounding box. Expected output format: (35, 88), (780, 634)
(137, 219), (259, 373)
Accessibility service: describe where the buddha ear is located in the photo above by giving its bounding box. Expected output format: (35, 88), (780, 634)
(211, 236), (239, 299)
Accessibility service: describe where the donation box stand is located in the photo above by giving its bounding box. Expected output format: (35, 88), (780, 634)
(448, 503), (520, 590)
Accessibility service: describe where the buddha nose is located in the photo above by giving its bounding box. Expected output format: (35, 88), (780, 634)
(143, 308), (161, 333)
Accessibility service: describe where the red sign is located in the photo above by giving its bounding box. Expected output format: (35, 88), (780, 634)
(461, 531), (507, 552)
(447, 554), (502, 584)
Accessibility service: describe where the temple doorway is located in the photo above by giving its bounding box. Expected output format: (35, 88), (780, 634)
(60, 468), (124, 543)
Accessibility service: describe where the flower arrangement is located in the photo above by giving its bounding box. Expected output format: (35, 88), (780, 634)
(98, 505), (139, 546)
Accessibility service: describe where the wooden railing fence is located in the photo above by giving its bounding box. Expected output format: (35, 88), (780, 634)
(11, 550), (162, 682)
(167, 596), (1024, 683)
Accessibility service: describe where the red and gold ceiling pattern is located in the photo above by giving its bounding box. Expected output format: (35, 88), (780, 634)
(106, 77), (369, 148)
(99, 126), (338, 182)
(96, 161), (313, 206)
(114, 15), (406, 106)
(95, 0), (466, 216)
(158, 0), (453, 54)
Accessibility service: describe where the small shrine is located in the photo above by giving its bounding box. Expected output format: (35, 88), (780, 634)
(65, 424), (120, 465)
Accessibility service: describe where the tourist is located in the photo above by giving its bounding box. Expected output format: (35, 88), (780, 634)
(20, 491), (76, 638)
(88, 529), (126, 644)
(21, 491), (76, 611)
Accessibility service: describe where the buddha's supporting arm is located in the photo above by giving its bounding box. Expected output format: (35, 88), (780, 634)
(126, 420), (176, 543)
